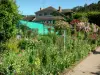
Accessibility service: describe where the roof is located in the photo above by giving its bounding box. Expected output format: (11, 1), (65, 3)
(35, 6), (57, 14)
(62, 9), (73, 13)
(35, 6), (73, 14)
(33, 16), (64, 21)
(23, 15), (35, 21)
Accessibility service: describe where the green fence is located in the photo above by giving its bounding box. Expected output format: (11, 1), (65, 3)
(19, 20), (51, 34)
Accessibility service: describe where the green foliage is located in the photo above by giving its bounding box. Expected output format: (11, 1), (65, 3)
(5, 38), (19, 52)
(72, 1), (100, 26)
(51, 11), (67, 21)
(73, 12), (100, 25)
(47, 33), (58, 44)
(1, 0), (100, 75)
(73, 13), (83, 19)
(73, 13), (88, 21)
(72, 1), (100, 25)
(87, 12), (100, 26)
(19, 24), (38, 38)
(1, 28), (99, 74)
(0, 0), (21, 42)
(0, 50), (34, 75)
(0, 38), (20, 53)
(40, 36), (53, 45)
(1, 21), (100, 74)
(18, 39), (28, 50)
(72, 1), (100, 12)
(19, 25), (31, 36)
(52, 11), (73, 23)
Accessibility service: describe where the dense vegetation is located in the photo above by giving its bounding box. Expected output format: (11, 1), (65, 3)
(1, 19), (100, 74)
(73, 12), (100, 26)
(72, 1), (100, 26)
(72, 0), (100, 12)
(0, 0), (21, 42)
(0, 0), (100, 75)
(0, 0), (21, 52)
(1, 28), (100, 75)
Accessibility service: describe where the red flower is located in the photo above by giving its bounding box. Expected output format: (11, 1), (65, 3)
(70, 19), (80, 25)
(89, 33), (97, 39)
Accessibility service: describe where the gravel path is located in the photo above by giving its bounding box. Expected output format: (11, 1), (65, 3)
(65, 47), (100, 75)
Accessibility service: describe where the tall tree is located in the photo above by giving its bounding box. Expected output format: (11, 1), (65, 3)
(98, 0), (100, 4)
(73, 1), (100, 12)
(0, 0), (21, 42)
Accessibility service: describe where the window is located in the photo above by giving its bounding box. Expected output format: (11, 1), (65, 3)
(48, 21), (50, 24)
(44, 13), (48, 16)
(39, 14), (42, 16)
(49, 13), (52, 15)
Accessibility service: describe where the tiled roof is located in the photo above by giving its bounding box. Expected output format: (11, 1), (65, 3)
(23, 16), (35, 21)
(35, 6), (57, 14)
(35, 6), (73, 14)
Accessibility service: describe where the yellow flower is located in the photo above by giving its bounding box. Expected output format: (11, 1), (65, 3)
(35, 57), (40, 67)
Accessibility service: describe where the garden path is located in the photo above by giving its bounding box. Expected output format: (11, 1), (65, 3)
(64, 47), (100, 75)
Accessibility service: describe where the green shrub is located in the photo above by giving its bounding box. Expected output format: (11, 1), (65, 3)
(73, 12), (100, 26)
(18, 39), (28, 50)
(0, 0), (21, 42)
(1, 51), (31, 75)
(87, 12), (100, 26)
(5, 38), (19, 52)
(39, 36), (53, 45)
(73, 13), (82, 19)
(73, 13), (87, 19)
(47, 33), (58, 44)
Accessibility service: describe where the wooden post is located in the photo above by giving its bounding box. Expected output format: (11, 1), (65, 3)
(43, 21), (45, 35)
(64, 30), (66, 51)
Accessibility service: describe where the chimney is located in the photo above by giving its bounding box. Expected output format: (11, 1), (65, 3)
(40, 7), (42, 11)
(58, 6), (62, 12)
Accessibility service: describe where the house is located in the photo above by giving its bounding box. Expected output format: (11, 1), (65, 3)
(23, 6), (73, 24)
(23, 15), (35, 22)
(33, 6), (73, 24)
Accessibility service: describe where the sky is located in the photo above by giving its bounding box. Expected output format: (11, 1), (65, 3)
(16, 0), (99, 15)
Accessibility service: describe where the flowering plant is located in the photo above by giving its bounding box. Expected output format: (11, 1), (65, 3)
(70, 19), (80, 25)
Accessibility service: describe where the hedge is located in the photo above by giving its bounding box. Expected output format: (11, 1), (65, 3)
(73, 12), (100, 26)
(87, 12), (100, 26)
